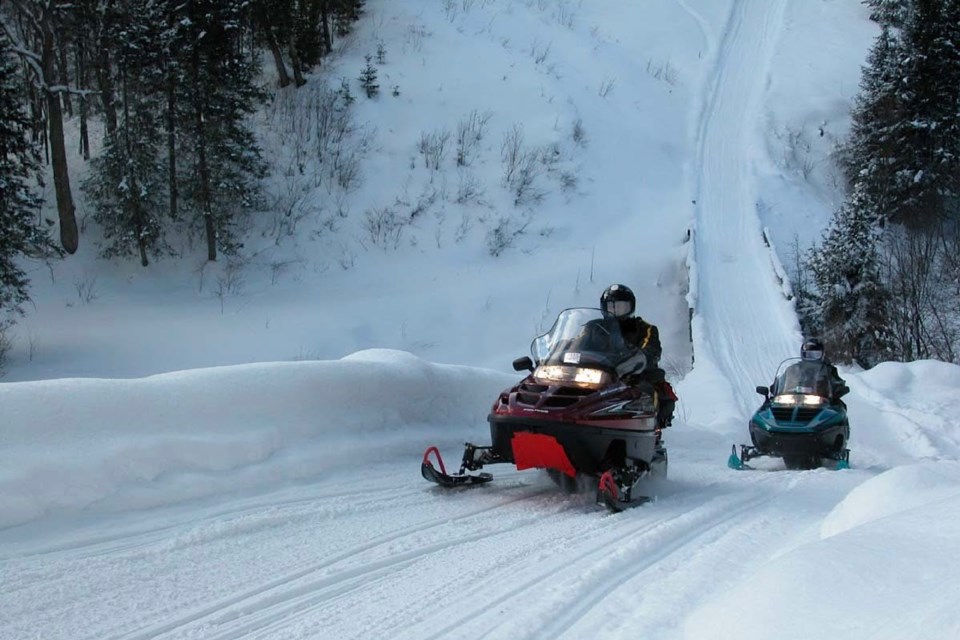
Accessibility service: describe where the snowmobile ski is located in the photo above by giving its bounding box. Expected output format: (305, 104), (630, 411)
(596, 469), (651, 513)
(421, 445), (494, 488)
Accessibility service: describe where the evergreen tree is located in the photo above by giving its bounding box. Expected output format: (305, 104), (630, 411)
(863, 0), (912, 29)
(178, 0), (266, 261)
(331, 0), (364, 37)
(0, 33), (60, 313)
(1, 0), (79, 254)
(82, 0), (169, 267)
(841, 26), (904, 221)
(807, 185), (891, 366)
(887, 0), (957, 228)
(936, 0), (960, 221)
(359, 54), (378, 98)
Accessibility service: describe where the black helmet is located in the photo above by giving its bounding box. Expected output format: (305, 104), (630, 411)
(801, 338), (825, 361)
(601, 284), (635, 318)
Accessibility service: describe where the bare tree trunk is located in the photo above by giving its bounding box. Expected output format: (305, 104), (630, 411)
(193, 82), (216, 261)
(288, 34), (305, 87)
(258, 13), (291, 88)
(319, 0), (332, 55)
(267, 34), (291, 87)
(166, 10), (178, 221)
(40, 8), (78, 254)
(94, 10), (117, 137)
(76, 38), (90, 159)
(3, 0), (78, 251)
(57, 29), (72, 117)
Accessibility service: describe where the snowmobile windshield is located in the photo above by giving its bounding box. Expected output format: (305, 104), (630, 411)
(773, 359), (834, 398)
(530, 308), (634, 372)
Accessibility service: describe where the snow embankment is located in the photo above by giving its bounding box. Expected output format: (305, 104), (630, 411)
(685, 459), (960, 640)
(0, 349), (513, 529)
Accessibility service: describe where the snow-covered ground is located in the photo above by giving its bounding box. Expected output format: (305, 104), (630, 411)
(3, 1), (960, 639)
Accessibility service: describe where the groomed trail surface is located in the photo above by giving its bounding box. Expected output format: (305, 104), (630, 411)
(689, 0), (799, 416)
(2, 457), (873, 640)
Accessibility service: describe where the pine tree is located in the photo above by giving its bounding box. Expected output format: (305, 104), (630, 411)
(83, 0), (171, 267)
(177, 0), (266, 261)
(886, 0), (956, 227)
(863, 0), (912, 29)
(1, 0), (79, 253)
(0, 33), (60, 313)
(807, 185), (891, 366)
(936, 0), (960, 221)
(840, 26), (904, 222)
(359, 55), (379, 98)
(331, 0), (364, 37)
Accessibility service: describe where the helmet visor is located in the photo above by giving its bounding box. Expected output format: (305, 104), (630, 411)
(604, 300), (632, 317)
(803, 349), (824, 361)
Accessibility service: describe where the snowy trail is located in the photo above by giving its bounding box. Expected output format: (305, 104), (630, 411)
(2, 457), (869, 640)
(691, 0), (800, 415)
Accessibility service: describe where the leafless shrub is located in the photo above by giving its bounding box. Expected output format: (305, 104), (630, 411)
(599, 76), (616, 97)
(456, 109), (493, 166)
(646, 59), (679, 85)
(331, 144), (364, 191)
(403, 187), (439, 219)
(405, 24), (429, 51)
(571, 117), (587, 147)
(456, 170), (484, 204)
(418, 128), (452, 170)
(337, 243), (356, 270)
(214, 260), (246, 314)
(486, 215), (531, 257)
(363, 207), (408, 249)
(780, 126), (816, 181)
(455, 213), (474, 243)
(883, 226), (959, 362)
(501, 125), (545, 206)
(554, 2), (576, 28)
(265, 178), (311, 243)
(74, 273), (100, 304)
(530, 39), (552, 65)
(559, 170), (579, 191)
(269, 258), (300, 285)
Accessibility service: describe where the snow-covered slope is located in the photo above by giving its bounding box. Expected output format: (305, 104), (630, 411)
(4, 1), (959, 639)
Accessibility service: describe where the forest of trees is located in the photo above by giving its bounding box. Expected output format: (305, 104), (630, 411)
(0, 0), (364, 319)
(800, 0), (960, 366)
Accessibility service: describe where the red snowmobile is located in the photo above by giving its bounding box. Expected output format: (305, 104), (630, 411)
(421, 308), (676, 511)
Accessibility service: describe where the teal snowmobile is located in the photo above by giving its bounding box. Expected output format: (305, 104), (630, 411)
(729, 358), (850, 470)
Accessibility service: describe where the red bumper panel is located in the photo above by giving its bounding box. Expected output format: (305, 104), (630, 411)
(511, 431), (576, 477)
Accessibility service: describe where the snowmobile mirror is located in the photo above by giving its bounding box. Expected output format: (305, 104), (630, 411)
(756, 385), (769, 397)
(513, 356), (535, 372)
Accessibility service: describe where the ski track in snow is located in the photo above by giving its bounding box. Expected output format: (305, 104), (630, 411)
(692, 0), (800, 415)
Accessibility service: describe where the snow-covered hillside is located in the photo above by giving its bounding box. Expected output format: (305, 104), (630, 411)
(3, 1), (959, 639)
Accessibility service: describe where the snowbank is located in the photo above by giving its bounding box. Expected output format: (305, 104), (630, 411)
(685, 485), (960, 640)
(0, 349), (513, 529)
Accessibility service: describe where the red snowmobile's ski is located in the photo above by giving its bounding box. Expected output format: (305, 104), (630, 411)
(421, 446), (493, 487)
(596, 469), (651, 512)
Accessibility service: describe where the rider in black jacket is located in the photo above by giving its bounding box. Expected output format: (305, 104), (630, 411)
(600, 284), (676, 427)
(799, 338), (848, 402)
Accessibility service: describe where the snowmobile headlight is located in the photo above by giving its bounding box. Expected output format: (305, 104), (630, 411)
(534, 365), (607, 387)
(772, 394), (825, 406)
